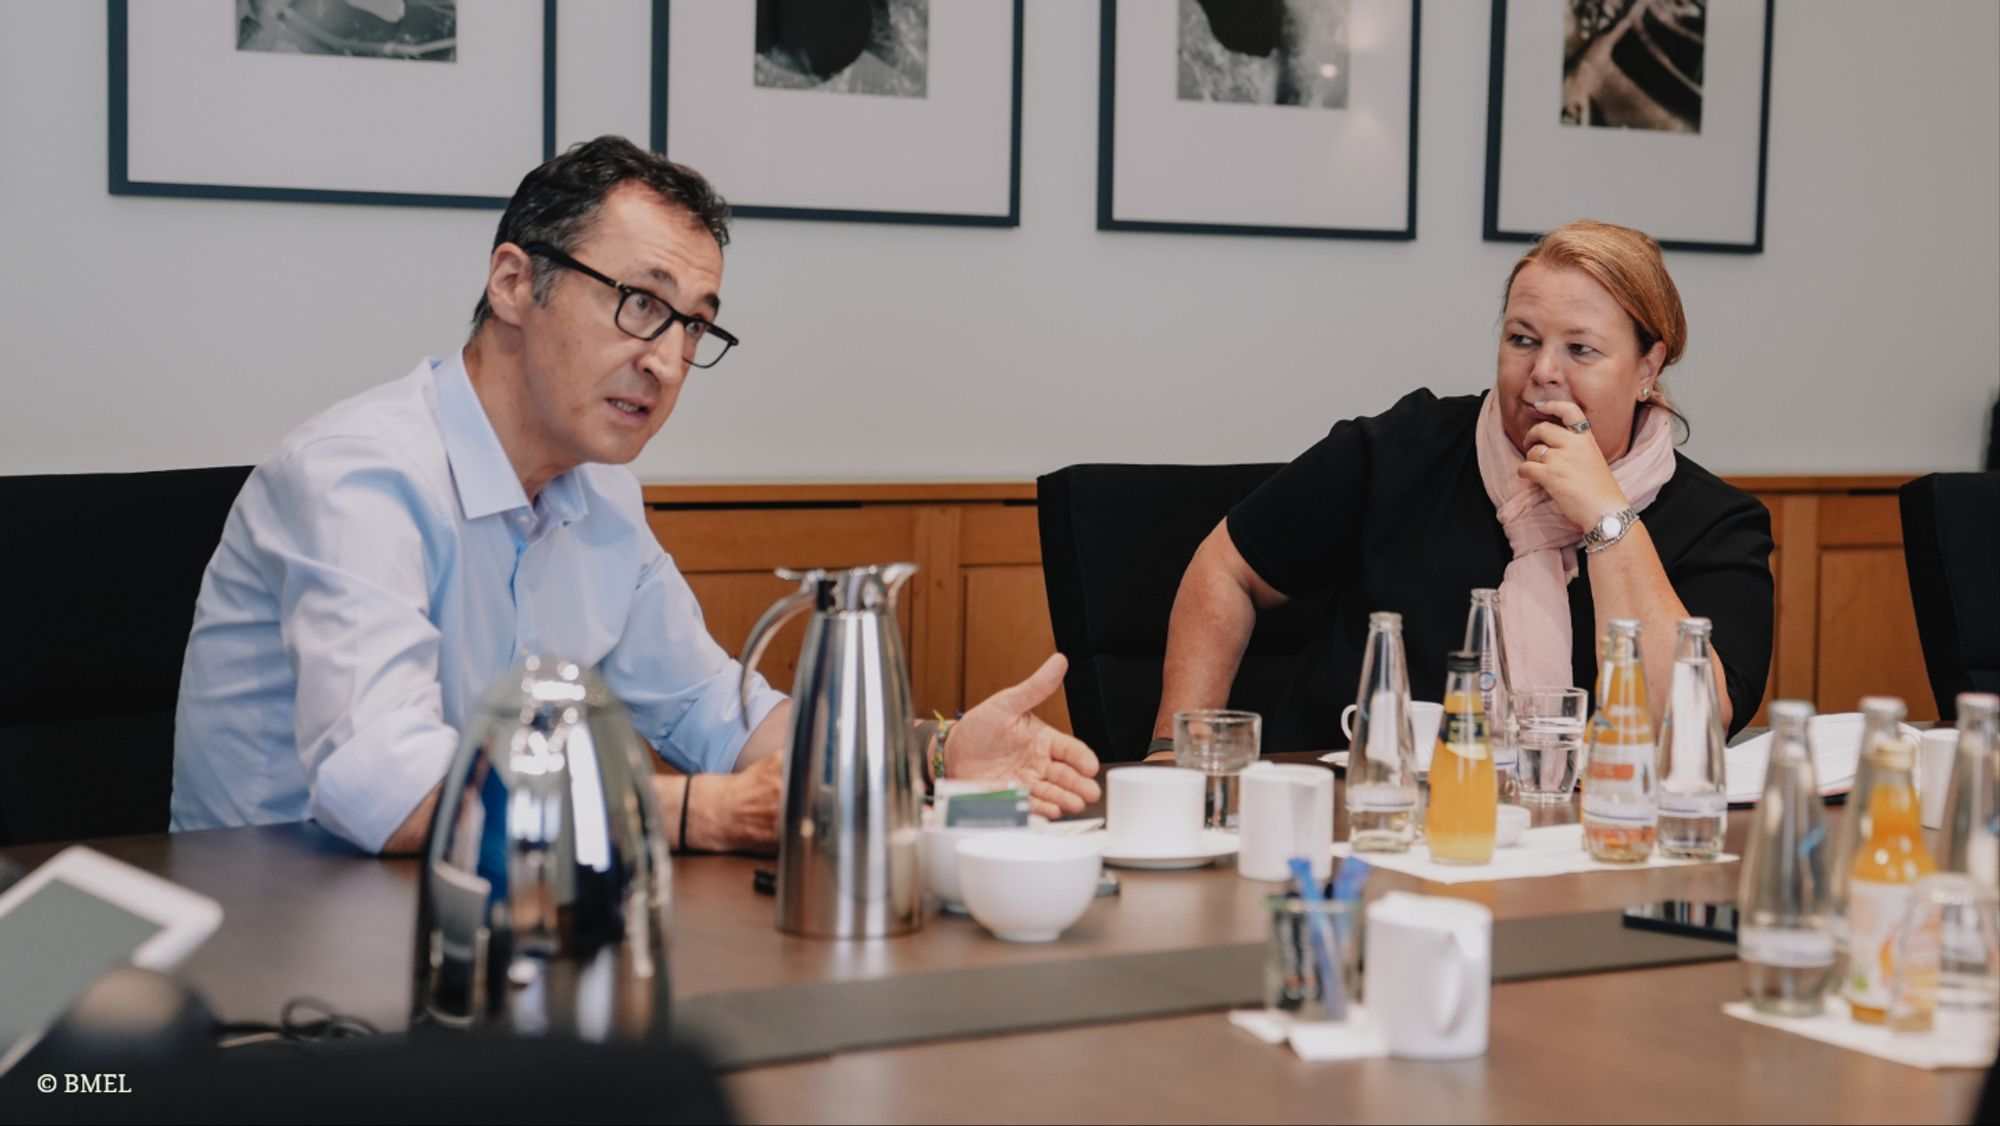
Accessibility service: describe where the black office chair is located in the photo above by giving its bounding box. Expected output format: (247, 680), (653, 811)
(0, 466), (252, 846)
(1899, 472), (2000, 723)
(1036, 464), (1330, 763)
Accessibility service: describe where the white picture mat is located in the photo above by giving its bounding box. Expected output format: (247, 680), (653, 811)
(1110, 0), (1414, 231)
(664, 1), (1015, 217)
(124, 1), (546, 198)
(1494, 0), (1766, 244)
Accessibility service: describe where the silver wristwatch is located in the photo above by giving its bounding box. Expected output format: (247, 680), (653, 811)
(1582, 507), (1640, 554)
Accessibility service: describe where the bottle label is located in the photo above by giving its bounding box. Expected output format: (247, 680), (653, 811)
(1844, 878), (1917, 1010)
(1441, 710), (1487, 748)
(1582, 791), (1658, 826)
(1346, 783), (1416, 813)
(1658, 792), (1726, 818)
(1584, 742), (1654, 827)
(1738, 925), (1835, 968)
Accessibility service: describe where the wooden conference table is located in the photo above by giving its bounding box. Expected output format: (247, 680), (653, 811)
(3, 759), (1983, 1125)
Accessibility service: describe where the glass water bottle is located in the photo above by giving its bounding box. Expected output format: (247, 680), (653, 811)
(1937, 693), (2000, 889)
(1842, 730), (1934, 1023)
(1583, 619), (1657, 863)
(1826, 696), (1906, 979)
(1346, 612), (1420, 853)
(1462, 589), (1521, 806)
(1429, 651), (1498, 865)
(1737, 700), (1836, 1017)
(1654, 618), (1727, 859)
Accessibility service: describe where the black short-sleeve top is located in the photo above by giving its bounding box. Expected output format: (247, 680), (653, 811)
(1226, 389), (1775, 753)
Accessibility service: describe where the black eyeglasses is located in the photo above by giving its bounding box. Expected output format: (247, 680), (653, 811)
(522, 242), (738, 369)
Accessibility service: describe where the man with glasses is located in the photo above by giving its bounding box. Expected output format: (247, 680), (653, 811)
(173, 136), (1100, 855)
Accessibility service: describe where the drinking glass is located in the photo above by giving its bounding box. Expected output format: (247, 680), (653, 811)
(1889, 873), (2000, 1056)
(1175, 709), (1260, 831)
(1512, 687), (1589, 804)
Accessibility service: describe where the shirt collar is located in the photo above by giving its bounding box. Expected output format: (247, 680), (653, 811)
(432, 350), (590, 529)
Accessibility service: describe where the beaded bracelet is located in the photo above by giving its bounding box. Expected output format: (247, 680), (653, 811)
(931, 710), (956, 783)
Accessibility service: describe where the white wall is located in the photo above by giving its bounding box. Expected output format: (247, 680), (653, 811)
(3, 0), (1996, 480)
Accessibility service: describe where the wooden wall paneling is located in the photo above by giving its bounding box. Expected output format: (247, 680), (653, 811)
(1817, 547), (1936, 721)
(659, 506), (919, 714)
(910, 506), (964, 719)
(961, 566), (1071, 733)
(683, 571), (815, 698)
(1811, 492), (1934, 721)
(642, 477), (1923, 745)
(646, 506), (917, 572)
(959, 505), (1041, 566)
(1773, 495), (1821, 708)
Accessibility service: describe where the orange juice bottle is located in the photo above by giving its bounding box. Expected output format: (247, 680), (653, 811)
(1583, 620), (1658, 863)
(1429, 651), (1497, 864)
(1842, 732), (1934, 1022)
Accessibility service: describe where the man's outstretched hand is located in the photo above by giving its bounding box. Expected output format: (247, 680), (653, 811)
(947, 653), (1103, 819)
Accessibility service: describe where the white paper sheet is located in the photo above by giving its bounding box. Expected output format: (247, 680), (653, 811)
(1723, 998), (1997, 1070)
(1331, 823), (1733, 884)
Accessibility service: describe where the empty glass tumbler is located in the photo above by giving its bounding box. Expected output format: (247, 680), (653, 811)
(1175, 709), (1260, 831)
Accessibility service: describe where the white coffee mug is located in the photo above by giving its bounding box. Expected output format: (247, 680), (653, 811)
(1364, 892), (1492, 1060)
(1237, 763), (1334, 882)
(1105, 767), (1205, 856)
(1919, 728), (1959, 830)
(1340, 700), (1444, 771)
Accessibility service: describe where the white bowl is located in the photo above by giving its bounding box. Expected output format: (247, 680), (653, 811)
(922, 823), (1031, 912)
(1495, 804), (1532, 848)
(955, 834), (1106, 943)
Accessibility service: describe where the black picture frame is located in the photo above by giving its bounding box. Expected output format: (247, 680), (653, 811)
(108, 0), (556, 209)
(1097, 0), (1421, 240)
(1482, 0), (1774, 254)
(650, 0), (1024, 227)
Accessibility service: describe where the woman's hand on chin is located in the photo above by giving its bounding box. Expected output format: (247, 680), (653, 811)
(1517, 399), (1631, 530)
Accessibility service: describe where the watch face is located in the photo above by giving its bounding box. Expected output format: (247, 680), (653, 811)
(1596, 513), (1624, 540)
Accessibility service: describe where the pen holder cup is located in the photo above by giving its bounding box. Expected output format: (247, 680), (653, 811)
(1264, 896), (1364, 1023)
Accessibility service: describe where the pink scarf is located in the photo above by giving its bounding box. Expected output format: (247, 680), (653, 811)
(1473, 392), (1677, 690)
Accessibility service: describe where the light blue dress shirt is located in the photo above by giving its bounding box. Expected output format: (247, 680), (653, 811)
(171, 352), (783, 852)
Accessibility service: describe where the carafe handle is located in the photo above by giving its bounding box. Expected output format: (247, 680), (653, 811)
(739, 571), (819, 727)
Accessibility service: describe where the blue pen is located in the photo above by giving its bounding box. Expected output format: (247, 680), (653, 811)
(1289, 857), (1346, 1021)
(1329, 856), (1371, 954)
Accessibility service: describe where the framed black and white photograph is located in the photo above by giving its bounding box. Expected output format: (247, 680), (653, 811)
(1484, 0), (1773, 252)
(653, 0), (1023, 227)
(110, 0), (554, 208)
(1098, 0), (1421, 239)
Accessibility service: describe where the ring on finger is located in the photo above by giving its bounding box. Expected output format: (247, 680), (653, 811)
(1567, 418), (1592, 434)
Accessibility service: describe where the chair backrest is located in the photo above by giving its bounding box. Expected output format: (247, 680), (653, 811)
(1899, 472), (2000, 722)
(0, 466), (252, 845)
(1036, 464), (1329, 762)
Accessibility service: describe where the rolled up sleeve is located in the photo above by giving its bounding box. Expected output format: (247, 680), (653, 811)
(602, 543), (784, 775)
(259, 440), (461, 851)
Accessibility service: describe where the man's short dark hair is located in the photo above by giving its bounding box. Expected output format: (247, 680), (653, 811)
(469, 136), (731, 335)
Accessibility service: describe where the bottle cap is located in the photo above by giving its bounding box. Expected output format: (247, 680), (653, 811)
(1446, 650), (1479, 673)
(1368, 611), (1403, 630)
(1859, 696), (1907, 720)
(1769, 699), (1814, 724)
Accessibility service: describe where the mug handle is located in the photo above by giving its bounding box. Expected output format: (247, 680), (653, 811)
(1434, 927), (1474, 1038)
(1340, 704), (1357, 742)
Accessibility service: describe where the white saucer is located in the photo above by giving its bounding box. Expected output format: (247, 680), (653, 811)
(1097, 828), (1240, 870)
(1318, 751), (1349, 769)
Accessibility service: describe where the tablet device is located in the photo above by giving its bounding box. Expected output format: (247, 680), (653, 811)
(0, 846), (223, 1075)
